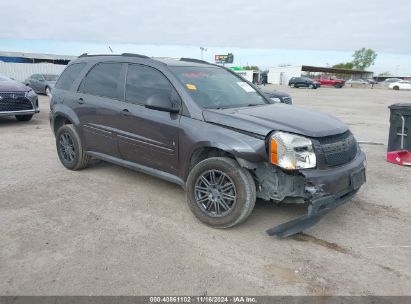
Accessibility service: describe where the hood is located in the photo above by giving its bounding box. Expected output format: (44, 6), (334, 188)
(0, 80), (31, 92)
(263, 90), (290, 98)
(203, 103), (348, 138)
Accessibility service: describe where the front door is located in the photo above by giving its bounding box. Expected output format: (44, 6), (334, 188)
(116, 63), (181, 175)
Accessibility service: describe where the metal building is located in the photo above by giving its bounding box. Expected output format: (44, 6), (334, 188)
(0, 51), (76, 82)
(268, 65), (374, 85)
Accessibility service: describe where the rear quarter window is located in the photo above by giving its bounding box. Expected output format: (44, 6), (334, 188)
(55, 63), (87, 90)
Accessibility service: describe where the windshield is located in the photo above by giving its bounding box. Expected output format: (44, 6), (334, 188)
(170, 66), (267, 109)
(0, 75), (10, 81)
(43, 74), (58, 81)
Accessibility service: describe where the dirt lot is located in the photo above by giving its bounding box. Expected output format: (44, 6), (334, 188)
(1, 86), (410, 296)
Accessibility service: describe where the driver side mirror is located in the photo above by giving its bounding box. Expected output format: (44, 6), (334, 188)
(145, 94), (180, 113)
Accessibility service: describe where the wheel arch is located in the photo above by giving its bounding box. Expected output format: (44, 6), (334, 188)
(52, 107), (81, 136)
(183, 141), (265, 181)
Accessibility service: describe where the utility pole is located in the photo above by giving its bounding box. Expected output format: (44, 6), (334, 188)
(200, 47), (207, 60)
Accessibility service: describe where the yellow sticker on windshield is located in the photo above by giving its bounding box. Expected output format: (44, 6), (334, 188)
(186, 83), (197, 90)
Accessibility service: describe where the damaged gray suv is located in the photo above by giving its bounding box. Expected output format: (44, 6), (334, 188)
(50, 54), (366, 238)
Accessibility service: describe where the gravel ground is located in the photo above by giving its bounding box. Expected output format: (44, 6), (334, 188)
(0, 87), (410, 295)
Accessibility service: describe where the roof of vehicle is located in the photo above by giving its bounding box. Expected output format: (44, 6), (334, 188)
(76, 53), (216, 68)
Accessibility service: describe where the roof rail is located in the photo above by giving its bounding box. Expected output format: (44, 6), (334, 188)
(180, 58), (209, 64)
(78, 53), (150, 59)
(121, 53), (150, 59)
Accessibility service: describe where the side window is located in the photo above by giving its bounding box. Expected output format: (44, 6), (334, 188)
(125, 64), (175, 105)
(79, 63), (122, 99)
(55, 63), (87, 90)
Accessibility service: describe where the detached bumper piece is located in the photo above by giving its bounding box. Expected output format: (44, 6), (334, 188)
(266, 188), (360, 239)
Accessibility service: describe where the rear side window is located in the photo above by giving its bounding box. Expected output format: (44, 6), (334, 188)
(79, 63), (122, 99)
(55, 63), (86, 90)
(125, 64), (175, 105)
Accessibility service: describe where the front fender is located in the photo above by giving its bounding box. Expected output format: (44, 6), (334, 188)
(179, 117), (268, 180)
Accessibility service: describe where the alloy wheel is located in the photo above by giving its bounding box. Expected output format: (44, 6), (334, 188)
(194, 170), (237, 217)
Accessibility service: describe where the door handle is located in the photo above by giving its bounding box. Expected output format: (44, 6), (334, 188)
(120, 109), (131, 116)
(78, 98), (85, 104)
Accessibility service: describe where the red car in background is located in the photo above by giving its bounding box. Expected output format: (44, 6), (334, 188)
(314, 76), (345, 88)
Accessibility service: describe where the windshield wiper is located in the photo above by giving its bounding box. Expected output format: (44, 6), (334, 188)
(247, 103), (262, 107)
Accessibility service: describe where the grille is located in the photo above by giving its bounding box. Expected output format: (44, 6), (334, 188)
(282, 97), (292, 104)
(0, 96), (33, 112)
(0, 91), (26, 99)
(318, 131), (357, 167)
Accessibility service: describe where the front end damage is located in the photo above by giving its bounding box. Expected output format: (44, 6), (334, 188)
(237, 149), (366, 238)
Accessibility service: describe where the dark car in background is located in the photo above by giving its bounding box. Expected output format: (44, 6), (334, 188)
(288, 77), (320, 89)
(0, 74), (39, 121)
(25, 73), (59, 96)
(262, 90), (293, 104)
(49, 54), (365, 238)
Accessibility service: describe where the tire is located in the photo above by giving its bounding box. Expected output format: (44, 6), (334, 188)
(308, 84), (314, 89)
(56, 124), (90, 170)
(393, 86), (399, 90)
(186, 157), (256, 229)
(15, 114), (33, 121)
(290, 83), (295, 88)
(45, 86), (51, 96)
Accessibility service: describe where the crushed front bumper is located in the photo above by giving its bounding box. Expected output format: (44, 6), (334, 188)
(266, 151), (366, 238)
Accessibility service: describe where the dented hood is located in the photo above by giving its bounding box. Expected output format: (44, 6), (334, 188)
(202, 103), (348, 138)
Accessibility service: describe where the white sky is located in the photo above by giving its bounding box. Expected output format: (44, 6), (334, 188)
(0, 0), (410, 74)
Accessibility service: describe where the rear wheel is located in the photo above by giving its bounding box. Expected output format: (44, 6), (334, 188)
(393, 86), (399, 90)
(186, 157), (256, 228)
(45, 86), (51, 96)
(15, 114), (33, 121)
(56, 124), (90, 170)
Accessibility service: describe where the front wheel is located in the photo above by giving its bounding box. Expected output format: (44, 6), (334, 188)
(15, 114), (33, 121)
(186, 157), (256, 228)
(290, 83), (295, 88)
(393, 86), (399, 90)
(45, 86), (51, 96)
(56, 124), (90, 170)
(308, 84), (314, 89)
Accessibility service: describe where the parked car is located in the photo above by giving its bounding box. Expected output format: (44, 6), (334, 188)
(25, 73), (59, 96)
(365, 79), (378, 85)
(262, 90), (293, 104)
(0, 74), (39, 121)
(313, 76), (345, 88)
(288, 77), (320, 89)
(381, 78), (402, 86)
(346, 79), (368, 85)
(50, 54), (366, 238)
(389, 80), (411, 90)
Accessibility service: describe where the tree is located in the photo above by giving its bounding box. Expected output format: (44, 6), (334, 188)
(332, 62), (354, 70)
(242, 66), (259, 71)
(351, 48), (377, 70)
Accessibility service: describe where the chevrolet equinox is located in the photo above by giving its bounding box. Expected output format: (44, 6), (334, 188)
(49, 54), (366, 238)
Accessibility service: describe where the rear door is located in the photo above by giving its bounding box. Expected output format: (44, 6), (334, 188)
(74, 62), (125, 158)
(116, 63), (181, 175)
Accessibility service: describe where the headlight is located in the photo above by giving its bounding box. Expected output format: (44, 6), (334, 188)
(25, 90), (36, 98)
(270, 97), (281, 103)
(269, 132), (316, 169)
